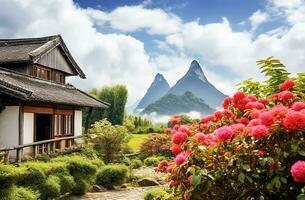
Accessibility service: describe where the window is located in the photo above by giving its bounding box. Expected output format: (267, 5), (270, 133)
(53, 114), (73, 136)
(32, 65), (65, 84)
(32, 65), (51, 80)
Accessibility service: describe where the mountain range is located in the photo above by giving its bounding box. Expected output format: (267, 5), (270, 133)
(135, 60), (227, 116)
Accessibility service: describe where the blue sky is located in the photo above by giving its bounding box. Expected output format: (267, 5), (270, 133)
(0, 0), (305, 106)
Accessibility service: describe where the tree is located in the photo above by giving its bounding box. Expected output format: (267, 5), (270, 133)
(85, 85), (128, 126)
(87, 119), (130, 163)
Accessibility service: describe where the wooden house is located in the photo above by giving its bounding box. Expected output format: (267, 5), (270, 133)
(0, 35), (108, 161)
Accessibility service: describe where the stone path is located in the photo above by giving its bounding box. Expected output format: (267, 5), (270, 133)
(71, 167), (164, 200)
(71, 186), (157, 200)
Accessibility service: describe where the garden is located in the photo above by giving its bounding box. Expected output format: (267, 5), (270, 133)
(1, 57), (305, 200)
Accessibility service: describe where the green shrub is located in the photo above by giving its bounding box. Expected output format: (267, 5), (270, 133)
(130, 159), (143, 169)
(40, 175), (61, 200)
(144, 187), (172, 200)
(96, 164), (129, 189)
(144, 156), (165, 167)
(17, 165), (46, 187)
(57, 174), (75, 195)
(121, 157), (131, 166)
(20, 161), (67, 176)
(0, 164), (19, 190)
(10, 186), (39, 200)
(72, 179), (89, 196)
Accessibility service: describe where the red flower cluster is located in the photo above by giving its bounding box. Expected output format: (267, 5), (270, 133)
(172, 131), (188, 144)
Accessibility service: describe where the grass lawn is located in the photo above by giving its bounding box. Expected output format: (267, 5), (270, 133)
(128, 134), (148, 152)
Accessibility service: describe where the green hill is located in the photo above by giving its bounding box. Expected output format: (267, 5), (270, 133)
(141, 91), (215, 116)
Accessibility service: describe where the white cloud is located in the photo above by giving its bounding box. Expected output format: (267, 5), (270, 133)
(249, 10), (269, 30)
(1, 0), (305, 109)
(86, 5), (182, 35)
(0, 0), (156, 105)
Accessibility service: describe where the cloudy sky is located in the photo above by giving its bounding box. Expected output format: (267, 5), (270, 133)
(1, 0), (305, 106)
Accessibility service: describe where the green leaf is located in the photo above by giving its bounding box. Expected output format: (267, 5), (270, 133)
(202, 180), (211, 194)
(191, 174), (201, 186)
(280, 177), (287, 184)
(238, 173), (245, 184)
(299, 150), (305, 157)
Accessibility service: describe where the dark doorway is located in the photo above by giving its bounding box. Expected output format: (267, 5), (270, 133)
(35, 114), (52, 142)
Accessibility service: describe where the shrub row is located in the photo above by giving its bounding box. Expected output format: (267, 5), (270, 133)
(0, 154), (103, 199)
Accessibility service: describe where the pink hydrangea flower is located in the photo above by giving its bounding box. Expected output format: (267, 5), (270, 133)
(171, 144), (183, 155)
(279, 91), (294, 101)
(233, 91), (246, 103)
(172, 131), (188, 144)
(215, 126), (234, 142)
(174, 153), (187, 166)
(291, 161), (305, 183)
(292, 102), (305, 111)
(279, 79), (295, 91)
(248, 119), (262, 127)
(195, 133), (206, 142)
(282, 111), (305, 131)
(251, 125), (269, 140)
(169, 180), (177, 187)
(166, 165), (173, 173)
(258, 112), (275, 127)
(222, 97), (232, 109)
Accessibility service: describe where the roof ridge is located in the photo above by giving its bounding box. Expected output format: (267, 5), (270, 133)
(0, 35), (60, 46)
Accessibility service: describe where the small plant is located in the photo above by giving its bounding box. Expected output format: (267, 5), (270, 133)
(87, 119), (131, 163)
(144, 187), (173, 200)
(96, 164), (129, 189)
(140, 134), (172, 158)
(144, 156), (165, 167)
(130, 159), (143, 169)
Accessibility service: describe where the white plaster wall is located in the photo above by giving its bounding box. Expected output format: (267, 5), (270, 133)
(0, 106), (19, 148)
(74, 110), (82, 136)
(23, 113), (34, 144)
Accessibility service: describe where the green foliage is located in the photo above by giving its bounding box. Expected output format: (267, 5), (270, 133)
(40, 175), (61, 200)
(58, 174), (75, 195)
(9, 186), (39, 200)
(121, 157), (143, 169)
(140, 134), (172, 158)
(0, 164), (19, 190)
(144, 156), (166, 167)
(96, 164), (129, 189)
(144, 187), (173, 200)
(85, 84), (128, 126)
(87, 119), (131, 163)
(238, 57), (291, 97)
(72, 179), (90, 196)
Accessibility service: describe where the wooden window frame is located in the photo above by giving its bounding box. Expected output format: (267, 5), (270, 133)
(32, 64), (65, 84)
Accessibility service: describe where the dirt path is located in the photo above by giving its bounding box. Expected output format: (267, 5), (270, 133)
(71, 167), (164, 200)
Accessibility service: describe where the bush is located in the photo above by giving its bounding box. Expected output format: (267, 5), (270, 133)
(96, 164), (129, 189)
(58, 174), (75, 195)
(130, 159), (143, 169)
(9, 186), (39, 200)
(40, 175), (61, 200)
(17, 165), (46, 187)
(87, 119), (131, 163)
(144, 187), (172, 200)
(144, 156), (165, 167)
(157, 58), (305, 199)
(72, 179), (89, 196)
(140, 134), (172, 158)
(0, 164), (19, 190)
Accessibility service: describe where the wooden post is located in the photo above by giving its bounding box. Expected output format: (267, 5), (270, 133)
(52, 142), (56, 152)
(33, 145), (38, 158)
(47, 143), (51, 154)
(18, 104), (24, 161)
(16, 149), (22, 162)
(4, 151), (10, 164)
